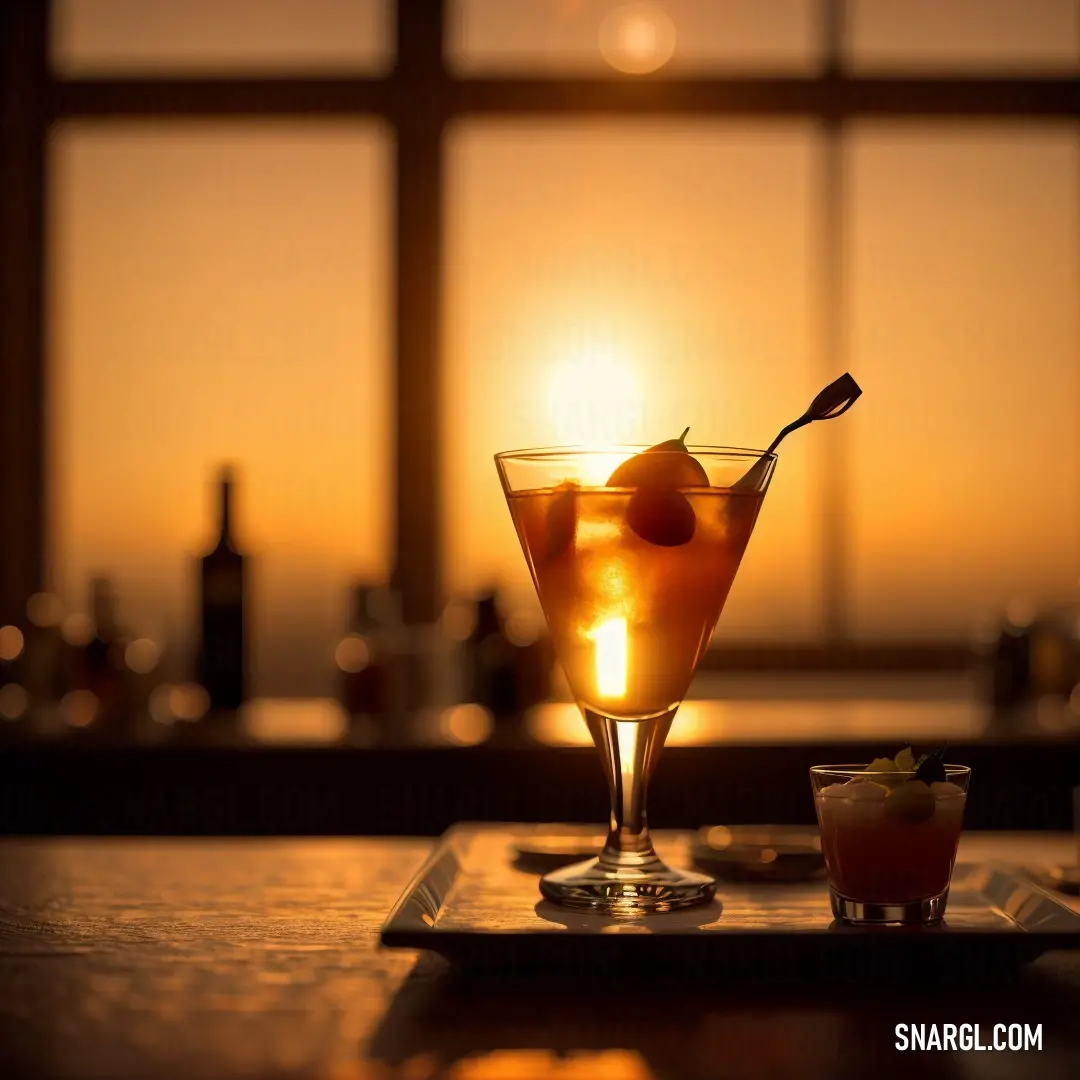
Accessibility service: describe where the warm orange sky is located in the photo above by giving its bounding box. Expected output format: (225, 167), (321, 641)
(52, 0), (391, 74)
(54, 1), (1080, 75)
(848, 128), (1080, 638)
(50, 124), (392, 694)
(445, 120), (1080, 643)
(47, 1), (1080, 694)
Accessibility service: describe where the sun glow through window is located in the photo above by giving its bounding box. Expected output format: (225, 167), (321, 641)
(546, 346), (641, 483)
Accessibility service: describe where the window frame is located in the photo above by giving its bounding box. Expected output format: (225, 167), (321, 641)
(1, 0), (1078, 665)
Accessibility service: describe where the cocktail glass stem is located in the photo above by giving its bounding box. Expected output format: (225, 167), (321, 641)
(538, 706), (713, 911)
(586, 709), (673, 873)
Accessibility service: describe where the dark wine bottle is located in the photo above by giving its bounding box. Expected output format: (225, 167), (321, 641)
(336, 583), (390, 723)
(198, 466), (248, 711)
(83, 576), (125, 733)
(465, 591), (517, 719)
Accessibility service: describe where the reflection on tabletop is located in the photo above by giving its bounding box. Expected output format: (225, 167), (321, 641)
(367, 963), (1080, 1080)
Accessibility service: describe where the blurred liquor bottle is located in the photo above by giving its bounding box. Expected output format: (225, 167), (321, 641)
(983, 597), (1080, 728)
(197, 465), (249, 712)
(79, 576), (129, 737)
(377, 587), (414, 732)
(984, 598), (1034, 710)
(0, 620), (31, 734)
(504, 609), (555, 717)
(1028, 609), (1078, 698)
(401, 620), (456, 726)
(336, 583), (391, 731)
(464, 592), (518, 721)
(119, 632), (166, 741)
(21, 593), (66, 731)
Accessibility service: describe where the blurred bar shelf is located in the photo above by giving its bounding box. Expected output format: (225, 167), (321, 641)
(1, 675), (1077, 836)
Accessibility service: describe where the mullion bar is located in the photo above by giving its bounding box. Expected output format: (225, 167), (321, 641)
(391, 0), (446, 625)
(0, 0), (49, 627)
(450, 75), (1080, 118)
(51, 75), (1080, 121)
(818, 0), (850, 644)
(51, 77), (394, 119)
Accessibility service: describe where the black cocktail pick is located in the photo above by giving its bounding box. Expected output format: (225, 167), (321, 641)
(734, 372), (863, 492)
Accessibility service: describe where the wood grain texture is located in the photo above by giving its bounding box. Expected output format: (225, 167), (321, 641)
(0, 838), (432, 1078)
(1, 834), (1078, 1079)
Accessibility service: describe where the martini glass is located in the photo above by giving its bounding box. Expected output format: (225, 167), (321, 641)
(495, 446), (776, 913)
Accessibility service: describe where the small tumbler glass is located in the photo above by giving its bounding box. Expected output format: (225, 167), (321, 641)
(810, 764), (971, 925)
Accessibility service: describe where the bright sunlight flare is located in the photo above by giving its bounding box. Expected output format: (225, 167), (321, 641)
(546, 345), (641, 483)
(546, 346), (642, 447)
(592, 616), (628, 700)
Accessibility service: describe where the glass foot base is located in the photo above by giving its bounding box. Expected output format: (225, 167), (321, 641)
(830, 887), (949, 925)
(540, 856), (716, 914)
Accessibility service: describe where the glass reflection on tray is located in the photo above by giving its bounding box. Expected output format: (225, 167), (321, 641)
(692, 825), (825, 882)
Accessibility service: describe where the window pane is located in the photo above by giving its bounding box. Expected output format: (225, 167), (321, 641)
(847, 0), (1080, 71)
(446, 121), (824, 641)
(849, 126), (1080, 638)
(49, 123), (392, 697)
(450, 0), (819, 74)
(53, 0), (392, 75)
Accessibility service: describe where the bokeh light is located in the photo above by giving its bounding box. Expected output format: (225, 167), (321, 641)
(241, 698), (348, 744)
(26, 592), (64, 628)
(599, 2), (677, 75)
(440, 703), (495, 746)
(0, 625), (25, 662)
(61, 689), (99, 727)
(61, 612), (95, 647)
(170, 683), (211, 722)
(1004, 596), (1037, 629)
(148, 684), (175, 725)
(0, 684), (29, 720)
(1035, 694), (1069, 731)
(706, 825), (733, 850)
(334, 634), (371, 673)
(1068, 682), (1080, 715)
(505, 609), (542, 647)
(124, 637), (161, 674)
(527, 703), (591, 746)
(440, 598), (478, 643)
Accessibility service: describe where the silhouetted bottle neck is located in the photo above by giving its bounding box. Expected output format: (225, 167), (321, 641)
(214, 469), (236, 552)
(351, 586), (377, 633)
(472, 593), (502, 642)
(89, 577), (117, 640)
(351, 585), (401, 632)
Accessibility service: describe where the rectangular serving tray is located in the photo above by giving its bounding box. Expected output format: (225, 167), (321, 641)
(380, 823), (1080, 979)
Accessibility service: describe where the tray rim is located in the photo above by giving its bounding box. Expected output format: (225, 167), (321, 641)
(380, 822), (1080, 952)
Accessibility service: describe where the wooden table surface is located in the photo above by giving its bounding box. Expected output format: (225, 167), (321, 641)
(1, 833), (1078, 1079)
